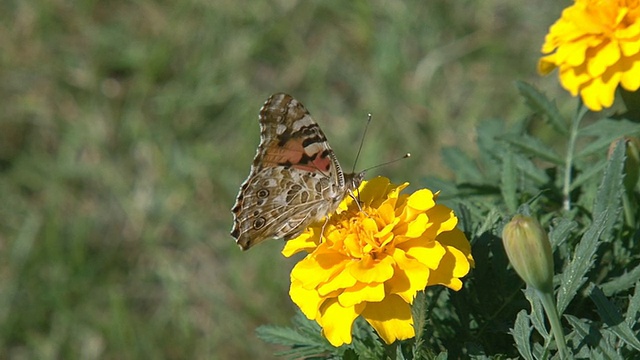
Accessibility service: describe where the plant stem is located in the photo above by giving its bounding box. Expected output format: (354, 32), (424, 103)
(563, 104), (588, 211)
(537, 289), (569, 359)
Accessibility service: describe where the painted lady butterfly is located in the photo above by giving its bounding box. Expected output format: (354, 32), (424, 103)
(231, 93), (365, 250)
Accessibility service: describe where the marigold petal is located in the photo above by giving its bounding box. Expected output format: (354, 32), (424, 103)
(420, 205), (457, 240)
(436, 228), (474, 267)
(620, 55), (640, 91)
(377, 202), (396, 224)
(559, 64), (590, 95)
(347, 253), (395, 283)
(338, 282), (385, 307)
(317, 267), (358, 296)
(292, 253), (348, 289)
(318, 299), (364, 346)
(389, 248), (430, 302)
(358, 176), (391, 205)
(587, 40), (621, 77)
(282, 228), (320, 257)
(343, 233), (363, 258)
(403, 213), (430, 238)
(407, 189), (436, 212)
(402, 238), (446, 270)
(580, 69), (621, 111)
(621, 36), (640, 56)
(426, 246), (472, 291)
(538, 55), (559, 75)
(290, 279), (324, 320)
(555, 38), (588, 67)
(361, 295), (415, 344)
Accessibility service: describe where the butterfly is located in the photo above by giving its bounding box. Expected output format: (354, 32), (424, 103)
(231, 93), (365, 250)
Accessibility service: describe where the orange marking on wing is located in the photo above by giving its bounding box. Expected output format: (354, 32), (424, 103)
(263, 139), (304, 165)
(262, 138), (331, 173)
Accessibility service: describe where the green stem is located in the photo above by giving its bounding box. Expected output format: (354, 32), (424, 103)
(537, 289), (569, 359)
(563, 104), (588, 211)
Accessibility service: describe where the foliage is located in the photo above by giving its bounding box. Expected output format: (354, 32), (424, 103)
(258, 84), (640, 358)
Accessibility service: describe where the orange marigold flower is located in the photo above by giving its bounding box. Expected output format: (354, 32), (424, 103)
(282, 176), (474, 347)
(538, 0), (640, 111)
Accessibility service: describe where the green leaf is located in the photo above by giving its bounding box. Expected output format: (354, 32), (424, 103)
(513, 153), (550, 184)
(441, 147), (483, 183)
(557, 141), (626, 314)
(570, 159), (607, 191)
(600, 264), (640, 296)
(434, 351), (448, 360)
(626, 282), (640, 327)
(512, 310), (534, 360)
(589, 284), (640, 351)
(592, 139), (626, 234)
(256, 312), (339, 359)
(516, 81), (568, 135)
(501, 134), (564, 165)
(398, 343), (408, 360)
(412, 291), (426, 344)
(565, 315), (618, 359)
(576, 118), (640, 159)
(548, 217), (577, 249)
(501, 150), (517, 213)
(524, 287), (549, 338)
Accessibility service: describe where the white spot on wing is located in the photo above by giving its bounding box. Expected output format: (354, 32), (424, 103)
(292, 115), (315, 131)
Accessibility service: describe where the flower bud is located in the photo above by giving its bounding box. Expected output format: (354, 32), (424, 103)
(502, 215), (554, 294)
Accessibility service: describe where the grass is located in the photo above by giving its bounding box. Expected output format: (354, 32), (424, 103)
(0, 0), (570, 358)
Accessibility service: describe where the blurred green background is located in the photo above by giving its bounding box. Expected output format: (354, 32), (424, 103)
(1, 0), (567, 358)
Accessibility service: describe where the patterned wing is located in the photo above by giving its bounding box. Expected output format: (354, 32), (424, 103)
(230, 93), (349, 250)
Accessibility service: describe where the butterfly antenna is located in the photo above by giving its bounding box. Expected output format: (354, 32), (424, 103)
(361, 153), (411, 173)
(352, 113), (372, 173)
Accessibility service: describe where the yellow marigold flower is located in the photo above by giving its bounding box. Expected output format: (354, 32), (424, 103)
(282, 176), (474, 347)
(538, 0), (640, 111)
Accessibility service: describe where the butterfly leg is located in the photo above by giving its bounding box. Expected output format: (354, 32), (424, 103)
(319, 216), (330, 243)
(348, 189), (368, 217)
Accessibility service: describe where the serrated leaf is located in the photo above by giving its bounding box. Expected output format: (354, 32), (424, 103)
(592, 140), (626, 234)
(256, 325), (314, 346)
(477, 118), (511, 165)
(626, 282), (640, 327)
(412, 291), (426, 342)
(434, 351), (448, 360)
(557, 141), (626, 314)
(600, 265), (640, 296)
(501, 150), (518, 213)
(513, 153), (551, 184)
(589, 284), (640, 351)
(565, 314), (618, 359)
(396, 344), (406, 360)
(516, 81), (568, 135)
(501, 134), (564, 165)
(531, 342), (545, 360)
(576, 118), (640, 159)
(556, 221), (605, 314)
(548, 217), (577, 249)
(524, 287), (549, 338)
(257, 325), (333, 359)
(512, 310), (534, 360)
(570, 160), (607, 191)
(441, 147), (483, 184)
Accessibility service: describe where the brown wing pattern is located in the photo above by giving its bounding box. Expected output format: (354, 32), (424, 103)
(231, 94), (350, 250)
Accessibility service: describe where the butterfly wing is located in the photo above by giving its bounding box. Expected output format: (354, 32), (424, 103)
(231, 93), (349, 250)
